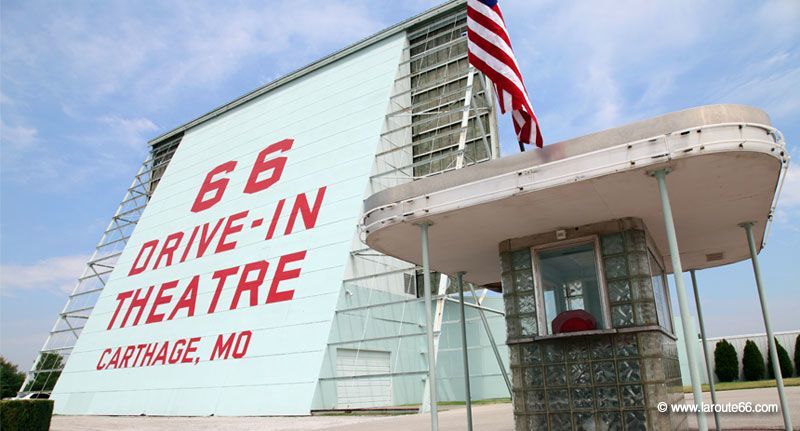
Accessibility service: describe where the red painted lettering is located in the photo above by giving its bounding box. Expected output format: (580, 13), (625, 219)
(284, 187), (326, 235)
(121, 286), (154, 328)
(216, 210), (248, 253)
(141, 342), (158, 367)
(267, 251), (306, 303)
(96, 348), (112, 370)
(244, 139), (293, 194)
(168, 275), (199, 320)
(168, 339), (187, 364)
(128, 240), (159, 276)
(182, 337), (201, 364)
(230, 260), (269, 310)
(108, 290), (134, 330)
(232, 331), (251, 359)
(119, 345), (136, 368)
(191, 161), (237, 212)
(196, 218), (224, 258)
(266, 199), (285, 240)
(154, 232), (184, 269)
(108, 348), (121, 368)
(210, 333), (235, 360)
(152, 342), (169, 366)
(179, 225), (200, 263)
(146, 280), (179, 324)
(207, 266), (239, 314)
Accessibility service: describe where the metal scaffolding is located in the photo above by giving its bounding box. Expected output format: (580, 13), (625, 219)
(371, 7), (497, 191)
(19, 136), (181, 395)
(318, 5), (508, 417)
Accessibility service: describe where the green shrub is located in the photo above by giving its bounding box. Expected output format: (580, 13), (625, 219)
(795, 334), (799, 377)
(713, 339), (738, 382)
(767, 337), (794, 379)
(742, 340), (765, 381)
(0, 399), (53, 431)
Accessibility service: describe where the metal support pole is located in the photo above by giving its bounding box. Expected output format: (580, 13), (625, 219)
(653, 169), (708, 431)
(690, 270), (720, 431)
(742, 222), (793, 430)
(467, 283), (513, 395)
(456, 272), (473, 431)
(420, 223), (439, 431)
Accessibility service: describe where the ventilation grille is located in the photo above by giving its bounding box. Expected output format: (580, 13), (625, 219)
(706, 252), (724, 262)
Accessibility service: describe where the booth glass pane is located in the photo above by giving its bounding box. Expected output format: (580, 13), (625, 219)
(537, 242), (605, 334)
(649, 252), (673, 333)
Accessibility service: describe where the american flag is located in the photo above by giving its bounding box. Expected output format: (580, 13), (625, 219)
(467, 0), (543, 148)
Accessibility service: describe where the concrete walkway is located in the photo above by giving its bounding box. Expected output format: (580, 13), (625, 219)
(686, 386), (799, 430)
(51, 386), (798, 430)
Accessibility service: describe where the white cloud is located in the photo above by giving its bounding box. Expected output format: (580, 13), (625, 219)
(780, 164), (800, 207)
(502, 0), (706, 142)
(0, 1), (389, 189)
(0, 120), (38, 151)
(0, 255), (89, 296)
(98, 115), (158, 148)
(0, 114), (147, 188)
(0, 91), (12, 105)
(1, 1), (386, 109)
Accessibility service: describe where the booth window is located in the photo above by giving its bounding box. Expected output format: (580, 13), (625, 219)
(535, 241), (607, 334)
(649, 252), (673, 333)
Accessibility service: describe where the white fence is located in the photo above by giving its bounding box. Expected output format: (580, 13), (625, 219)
(702, 330), (799, 383)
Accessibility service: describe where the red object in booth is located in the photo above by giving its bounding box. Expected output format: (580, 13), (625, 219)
(551, 310), (597, 334)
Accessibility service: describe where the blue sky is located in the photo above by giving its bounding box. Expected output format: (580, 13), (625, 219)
(1, 0), (798, 370)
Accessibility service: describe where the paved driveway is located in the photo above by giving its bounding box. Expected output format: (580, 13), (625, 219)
(52, 386), (798, 430)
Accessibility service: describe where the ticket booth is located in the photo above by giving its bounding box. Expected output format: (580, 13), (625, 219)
(361, 105), (791, 431)
(500, 218), (684, 430)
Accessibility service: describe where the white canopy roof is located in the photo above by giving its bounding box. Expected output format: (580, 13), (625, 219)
(362, 105), (789, 286)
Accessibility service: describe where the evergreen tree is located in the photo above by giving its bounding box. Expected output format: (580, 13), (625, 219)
(742, 340), (766, 381)
(0, 356), (26, 398)
(767, 337), (794, 379)
(794, 334), (799, 377)
(713, 339), (738, 382)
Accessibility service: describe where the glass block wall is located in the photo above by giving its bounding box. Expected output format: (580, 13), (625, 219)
(600, 230), (659, 329)
(499, 220), (687, 430)
(500, 248), (537, 338)
(507, 332), (686, 430)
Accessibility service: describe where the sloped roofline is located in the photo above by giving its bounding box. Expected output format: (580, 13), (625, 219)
(148, 0), (464, 147)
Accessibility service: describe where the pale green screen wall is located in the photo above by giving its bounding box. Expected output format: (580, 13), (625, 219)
(51, 33), (406, 416)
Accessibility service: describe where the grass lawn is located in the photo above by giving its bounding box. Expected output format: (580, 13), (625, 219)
(438, 397), (512, 406)
(683, 376), (800, 393)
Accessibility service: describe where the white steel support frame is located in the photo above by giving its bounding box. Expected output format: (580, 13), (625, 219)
(467, 283), (513, 395)
(371, 9), (500, 187)
(485, 76), (501, 160)
(690, 270), (721, 431)
(420, 273), (449, 414)
(418, 222), (439, 431)
(455, 66), (476, 169)
(455, 272), (473, 431)
(741, 222), (793, 430)
(19, 139), (180, 395)
(652, 168), (708, 431)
